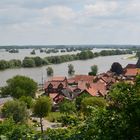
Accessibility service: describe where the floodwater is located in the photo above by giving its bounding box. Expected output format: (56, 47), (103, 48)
(0, 53), (136, 87)
(0, 48), (117, 60)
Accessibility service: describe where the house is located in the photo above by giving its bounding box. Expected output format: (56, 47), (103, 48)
(44, 77), (68, 103)
(123, 62), (140, 79)
(68, 75), (95, 85)
(44, 75), (107, 103)
(125, 64), (136, 69)
(77, 81), (107, 97)
(124, 68), (138, 77)
(94, 72), (116, 89)
(44, 76), (68, 94)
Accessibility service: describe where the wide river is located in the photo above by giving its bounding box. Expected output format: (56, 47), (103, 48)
(0, 51), (137, 87)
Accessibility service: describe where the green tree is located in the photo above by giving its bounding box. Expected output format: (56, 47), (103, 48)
(30, 49), (36, 55)
(22, 57), (35, 67)
(1, 100), (28, 123)
(136, 58), (140, 68)
(78, 51), (89, 60)
(75, 93), (89, 111)
(78, 82), (140, 140)
(110, 62), (123, 75)
(136, 51), (140, 58)
(68, 64), (75, 75)
(59, 99), (76, 115)
(87, 50), (94, 58)
(1, 75), (37, 98)
(46, 67), (54, 76)
(81, 97), (106, 115)
(33, 97), (52, 133)
(0, 119), (33, 140)
(88, 65), (98, 76)
(19, 96), (33, 109)
(0, 60), (9, 70)
(33, 56), (43, 67)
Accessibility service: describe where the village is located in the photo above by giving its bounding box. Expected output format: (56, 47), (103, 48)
(0, 57), (140, 139)
(44, 60), (140, 105)
(0, 59), (140, 139)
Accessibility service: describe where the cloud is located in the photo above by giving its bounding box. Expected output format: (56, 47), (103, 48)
(0, 0), (140, 45)
(41, 6), (76, 25)
(84, 1), (118, 17)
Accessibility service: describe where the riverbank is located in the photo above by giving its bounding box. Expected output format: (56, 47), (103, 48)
(0, 54), (137, 87)
(0, 49), (132, 71)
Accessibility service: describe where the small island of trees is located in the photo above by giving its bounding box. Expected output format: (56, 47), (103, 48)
(0, 49), (132, 70)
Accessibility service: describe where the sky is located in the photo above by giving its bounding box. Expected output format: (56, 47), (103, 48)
(1, 0), (140, 45)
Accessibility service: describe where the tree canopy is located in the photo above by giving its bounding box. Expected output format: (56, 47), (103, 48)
(110, 62), (123, 75)
(33, 96), (52, 132)
(1, 100), (28, 123)
(59, 99), (76, 115)
(81, 97), (106, 115)
(46, 67), (54, 76)
(88, 65), (98, 76)
(1, 75), (37, 98)
(68, 64), (75, 75)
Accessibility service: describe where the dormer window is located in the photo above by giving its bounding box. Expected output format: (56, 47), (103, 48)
(58, 83), (63, 89)
(48, 83), (53, 89)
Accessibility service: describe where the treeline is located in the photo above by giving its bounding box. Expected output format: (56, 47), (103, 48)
(0, 49), (132, 70)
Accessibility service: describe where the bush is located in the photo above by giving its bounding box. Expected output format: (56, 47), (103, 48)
(60, 115), (79, 126)
(1, 100), (28, 123)
(46, 112), (63, 122)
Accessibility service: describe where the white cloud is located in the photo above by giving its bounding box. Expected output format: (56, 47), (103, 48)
(42, 6), (76, 23)
(0, 0), (140, 45)
(84, 1), (118, 17)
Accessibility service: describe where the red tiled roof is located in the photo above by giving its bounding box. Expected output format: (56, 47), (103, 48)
(68, 75), (94, 83)
(101, 76), (116, 84)
(48, 76), (67, 81)
(125, 64), (136, 69)
(44, 76), (67, 89)
(44, 81), (67, 89)
(124, 68), (138, 76)
(67, 79), (75, 84)
(78, 81), (107, 96)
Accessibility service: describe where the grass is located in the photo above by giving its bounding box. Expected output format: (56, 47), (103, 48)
(46, 112), (63, 122)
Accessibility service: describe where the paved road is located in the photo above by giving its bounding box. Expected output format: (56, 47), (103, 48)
(31, 117), (62, 131)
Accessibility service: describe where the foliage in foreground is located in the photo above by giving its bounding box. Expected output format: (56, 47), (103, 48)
(0, 119), (34, 140)
(0, 75), (37, 98)
(1, 100), (28, 123)
(1, 75), (140, 139)
(33, 96), (52, 133)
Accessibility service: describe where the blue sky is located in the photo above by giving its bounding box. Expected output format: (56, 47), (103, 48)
(0, 0), (140, 45)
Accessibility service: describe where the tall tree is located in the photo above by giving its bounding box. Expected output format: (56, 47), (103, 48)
(136, 51), (140, 58)
(68, 64), (75, 75)
(33, 97), (52, 133)
(110, 62), (123, 75)
(22, 57), (35, 67)
(136, 57), (140, 68)
(88, 65), (98, 76)
(46, 67), (54, 76)
(1, 75), (37, 98)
